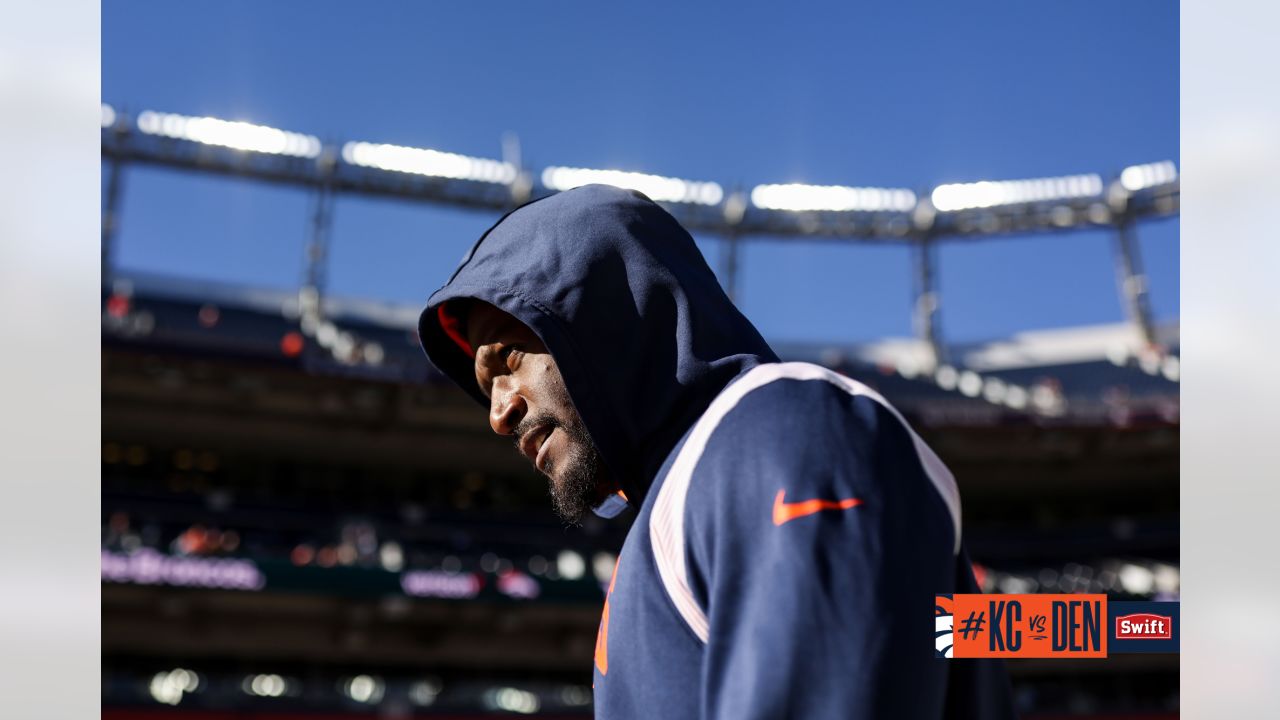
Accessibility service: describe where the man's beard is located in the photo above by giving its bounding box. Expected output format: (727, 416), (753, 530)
(514, 411), (607, 525)
(544, 418), (605, 524)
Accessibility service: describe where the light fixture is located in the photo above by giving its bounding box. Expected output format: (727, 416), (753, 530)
(541, 166), (723, 205)
(136, 110), (321, 158)
(1118, 563), (1155, 595)
(930, 174), (1103, 212)
(486, 687), (540, 714)
(344, 675), (384, 704)
(592, 552), (617, 584)
(958, 371), (983, 397)
(342, 141), (516, 184)
(409, 679), (442, 706)
(243, 674), (287, 698)
(556, 549), (585, 580)
(1004, 386), (1029, 410)
(982, 377), (1007, 404)
(379, 541), (403, 572)
(934, 365), (958, 391)
(1119, 161), (1178, 192)
(149, 669), (199, 706)
(750, 183), (916, 212)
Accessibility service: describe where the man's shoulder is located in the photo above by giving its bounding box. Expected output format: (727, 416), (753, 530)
(652, 362), (962, 605)
(668, 361), (921, 516)
(703, 361), (902, 451)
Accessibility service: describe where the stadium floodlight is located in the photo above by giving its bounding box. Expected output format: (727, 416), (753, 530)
(343, 141), (517, 184)
(489, 687), (540, 714)
(1119, 160), (1178, 192)
(934, 364), (959, 391)
(344, 675), (384, 704)
(930, 173), (1103, 212)
(541, 166), (723, 206)
(101, 103), (116, 129)
(149, 669), (199, 706)
(1004, 385), (1029, 410)
(1118, 563), (1155, 595)
(1153, 562), (1180, 594)
(592, 552), (617, 584)
(244, 674), (288, 698)
(409, 679), (442, 707)
(749, 183), (916, 212)
(958, 370), (983, 397)
(556, 549), (585, 580)
(982, 377), (1007, 404)
(136, 110), (321, 158)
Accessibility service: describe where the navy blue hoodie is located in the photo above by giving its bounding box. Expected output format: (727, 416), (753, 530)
(419, 184), (1015, 719)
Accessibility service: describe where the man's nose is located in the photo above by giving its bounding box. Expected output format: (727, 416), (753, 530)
(489, 377), (527, 435)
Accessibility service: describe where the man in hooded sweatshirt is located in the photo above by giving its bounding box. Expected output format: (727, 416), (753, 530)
(417, 184), (1015, 719)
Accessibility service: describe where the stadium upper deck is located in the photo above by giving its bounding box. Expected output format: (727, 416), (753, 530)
(103, 271), (1179, 426)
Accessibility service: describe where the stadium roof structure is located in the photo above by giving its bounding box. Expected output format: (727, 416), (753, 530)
(101, 104), (1179, 376)
(100, 105), (1178, 242)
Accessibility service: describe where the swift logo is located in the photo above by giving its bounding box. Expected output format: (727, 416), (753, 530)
(1115, 613), (1172, 640)
(772, 489), (863, 526)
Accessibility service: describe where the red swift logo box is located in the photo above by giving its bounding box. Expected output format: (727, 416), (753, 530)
(1115, 612), (1173, 640)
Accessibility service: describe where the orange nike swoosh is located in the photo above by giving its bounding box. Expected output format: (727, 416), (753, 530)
(772, 489), (864, 526)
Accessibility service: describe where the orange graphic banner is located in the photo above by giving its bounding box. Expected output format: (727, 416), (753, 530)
(942, 594), (1108, 658)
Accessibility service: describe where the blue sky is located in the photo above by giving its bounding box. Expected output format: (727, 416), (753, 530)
(103, 1), (1178, 344)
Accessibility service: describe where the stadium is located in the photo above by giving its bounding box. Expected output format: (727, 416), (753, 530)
(101, 96), (1177, 719)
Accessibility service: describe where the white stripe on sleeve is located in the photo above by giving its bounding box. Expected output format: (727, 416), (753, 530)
(648, 362), (963, 644)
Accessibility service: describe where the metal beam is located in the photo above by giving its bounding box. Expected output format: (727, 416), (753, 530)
(102, 157), (125, 284)
(303, 159), (336, 296)
(720, 230), (741, 303)
(1112, 222), (1159, 348)
(912, 239), (947, 368)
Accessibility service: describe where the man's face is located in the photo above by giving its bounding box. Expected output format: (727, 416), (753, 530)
(463, 301), (612, 523)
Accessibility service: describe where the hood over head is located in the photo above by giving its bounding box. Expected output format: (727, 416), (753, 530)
(418, 184), (778, 508)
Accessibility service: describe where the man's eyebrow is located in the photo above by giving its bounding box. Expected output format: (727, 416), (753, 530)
(473, 344), (496, 399)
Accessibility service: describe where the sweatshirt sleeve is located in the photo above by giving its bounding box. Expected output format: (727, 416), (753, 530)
(678, 377), (963, 720)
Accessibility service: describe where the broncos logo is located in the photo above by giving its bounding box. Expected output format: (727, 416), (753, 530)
(935, 595), (954, 659)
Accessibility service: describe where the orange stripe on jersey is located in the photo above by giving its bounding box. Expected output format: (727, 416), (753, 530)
(594, 557), (621, 676)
